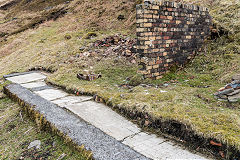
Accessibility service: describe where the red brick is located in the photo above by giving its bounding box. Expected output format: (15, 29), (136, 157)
(160, 16), (167, 19)
(156, 60), (163, 64)
(164, 36), (170, 40)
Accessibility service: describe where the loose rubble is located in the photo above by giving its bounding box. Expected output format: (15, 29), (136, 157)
(77, 69), (101, 81)
(214, 74), (240, 102)
(28, 140), (41, 150)
(65, 34), (137, 66)
(91, 34), (137, 63)
(75, 35), (138, 81)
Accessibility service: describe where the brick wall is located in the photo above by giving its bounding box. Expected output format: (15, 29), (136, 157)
(136, 0), (212, 79)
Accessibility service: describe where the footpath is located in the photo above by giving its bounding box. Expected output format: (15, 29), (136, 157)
(3, 71), (208, 160)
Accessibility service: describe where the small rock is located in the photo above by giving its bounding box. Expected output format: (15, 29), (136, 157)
(163, 83), (169, 87)
(82, 52), (90, 57)
(144, 120), (150, 126)
(68, 57), (75, 63)
(232, 74), (240, 81)
(131, 59), (136, 64)
(217, 94), (228, 100)
(28, 140), (41, 150)
(218, 88), (234, 95)
(160, 90), (167, 93)
(231, 80), (240, 85)
(125, 49), (132, 56)
(120, 94), (125, 98)
(228, 93), (240, 102)
(83, 69), (91, 75)
(117, 15), (125, 20)
(227, 89), (240, 96)
(79, 47), (86, 51)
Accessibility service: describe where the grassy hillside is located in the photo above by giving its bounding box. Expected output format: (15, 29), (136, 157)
(0, 0), (239, 159)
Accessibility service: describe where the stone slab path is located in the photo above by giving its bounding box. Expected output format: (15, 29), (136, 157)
(4, 71), (208, 160)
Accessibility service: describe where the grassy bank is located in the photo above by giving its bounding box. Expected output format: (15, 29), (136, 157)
(0, 81), (88, 159)
(0, 0), (239, 159)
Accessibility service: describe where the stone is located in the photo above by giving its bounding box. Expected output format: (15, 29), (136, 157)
(232, 74), (240, 81)
(83, 69), (91, 75)
(66, 101), (140, 141)
(227, 89), (240, 96)
(34, 89), (68, 101)
(28, 140), (41, 149)
(21, 81), (46, 89)
(218, 88), (234, 95)
(228, 93), (240, 102)
(6, 72), (46, 84)
(123, 132), (205, 160)
(52, 96), (93, 107)
(117, 15), (125, 20)
(217, 94), (228, 100)
(231, 80), (240, 85)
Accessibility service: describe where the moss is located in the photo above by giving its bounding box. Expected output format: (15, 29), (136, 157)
(128, 74), (144, 86)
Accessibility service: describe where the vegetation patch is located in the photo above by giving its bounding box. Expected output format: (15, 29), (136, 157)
(0, 0), (239, 159)
(0, 81), (88, 160)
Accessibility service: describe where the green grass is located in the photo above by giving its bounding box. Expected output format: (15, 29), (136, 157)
(0, 81), (88, 160)
(46, 49), (240, 150)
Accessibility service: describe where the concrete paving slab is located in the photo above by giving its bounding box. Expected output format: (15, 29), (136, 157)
(123, 132), (206, 160)
(21, 81), (47, 89)
(52, 96), (93, 107)
(67, 101), (141, 141)
(35, 89), (68, 101)
(31, 86), (54, 92)
(6, 72), (46, 84)
(3, 71), (36, 78)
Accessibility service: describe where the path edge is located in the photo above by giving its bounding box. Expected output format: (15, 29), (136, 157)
(48, 81), (240, 159)
(3, 84), (94, 160)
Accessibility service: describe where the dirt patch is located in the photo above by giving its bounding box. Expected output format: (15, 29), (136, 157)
(0, 0), (71, 37)
(10, 7), (67, 36)
(19, 139), (53, 160)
